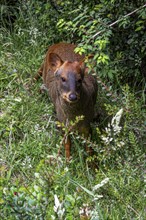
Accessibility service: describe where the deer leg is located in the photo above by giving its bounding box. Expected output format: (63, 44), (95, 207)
(64, 135), (71, 160)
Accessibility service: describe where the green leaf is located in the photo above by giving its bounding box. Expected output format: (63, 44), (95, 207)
(70, 180), (94, 197)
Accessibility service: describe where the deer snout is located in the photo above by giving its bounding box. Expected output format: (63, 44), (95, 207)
(61, 92), (80, 103)
(69, 93), (77, 102)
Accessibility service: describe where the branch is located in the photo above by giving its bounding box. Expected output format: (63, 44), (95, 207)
(92, 3), (146, 39)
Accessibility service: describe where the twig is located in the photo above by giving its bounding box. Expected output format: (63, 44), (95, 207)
(92, 4), (146, 39)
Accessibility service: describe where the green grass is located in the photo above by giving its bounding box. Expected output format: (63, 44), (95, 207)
(0, 32), (145, 220)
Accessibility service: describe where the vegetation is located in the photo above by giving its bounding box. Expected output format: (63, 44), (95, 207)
(0, 0), (145, 219)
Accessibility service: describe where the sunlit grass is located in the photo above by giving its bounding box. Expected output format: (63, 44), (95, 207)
(0, 29), (145, 220)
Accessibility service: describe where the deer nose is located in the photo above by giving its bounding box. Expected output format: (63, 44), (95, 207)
(69, 93), (77, 101)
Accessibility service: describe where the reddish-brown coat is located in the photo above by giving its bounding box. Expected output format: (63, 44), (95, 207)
(37, 42), (97, 159)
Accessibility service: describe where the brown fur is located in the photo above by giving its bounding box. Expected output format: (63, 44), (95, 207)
(37, 42), (97, 159)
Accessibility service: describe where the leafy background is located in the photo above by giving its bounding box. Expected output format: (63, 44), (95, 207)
(0, 0), (146, 219)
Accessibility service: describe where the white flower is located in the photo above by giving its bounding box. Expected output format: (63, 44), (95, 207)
(3, 187), (8, 195)
(14, 97), (22, 102)
(54, 195), (65, 218)
(33, 185), (40, 192)
(54, 194), (61, 212)
(111, 108), (123, 134)
(93, 195), (103, 200)
(64, 167), (69, 172)
(34, 172), (40, 178)
(92, 178), (109, 191)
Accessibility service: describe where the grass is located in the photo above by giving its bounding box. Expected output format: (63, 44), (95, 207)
(0, 30), (145, 220)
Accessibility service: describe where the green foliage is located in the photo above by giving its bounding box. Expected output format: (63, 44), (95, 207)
(0, 0), (146, 219)
(1, 1), (146, 86)
(57, 1), (146, 85)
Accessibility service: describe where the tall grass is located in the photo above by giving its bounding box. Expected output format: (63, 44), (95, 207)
(0, 2), (145, 219)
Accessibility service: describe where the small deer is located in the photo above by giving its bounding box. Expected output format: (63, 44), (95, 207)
(37, 42), (97, 159)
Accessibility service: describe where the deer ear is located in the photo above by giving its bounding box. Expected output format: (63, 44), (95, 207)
(48, 53), (63, 71)
(79, 61), (89, 77)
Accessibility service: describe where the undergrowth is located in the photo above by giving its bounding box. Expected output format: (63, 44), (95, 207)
(0, 3), (146, 219)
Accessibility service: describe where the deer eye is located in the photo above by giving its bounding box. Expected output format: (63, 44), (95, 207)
(61, 77), (66, 82)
